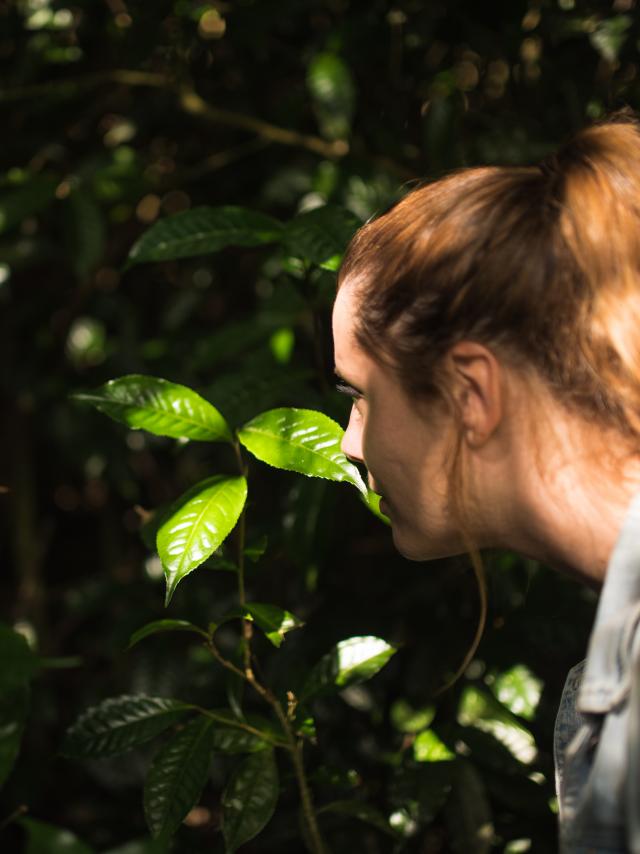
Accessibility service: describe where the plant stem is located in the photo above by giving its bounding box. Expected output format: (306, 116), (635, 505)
(215, 440), (327, 854)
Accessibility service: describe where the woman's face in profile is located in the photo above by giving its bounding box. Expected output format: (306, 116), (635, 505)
(332, 281), (466, 562)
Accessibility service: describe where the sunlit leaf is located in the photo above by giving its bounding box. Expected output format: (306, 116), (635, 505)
(301, 636), (397, 701)
(144, 715), (215, 839)
(222, 749), (279, 853)
(62, 695), (192, 758)
(589, 15), (631, 63)
(413, 729), (455, 762)
(457, 686), (536, 765)
(75, 375), (232, 442)
(127, 206), (284, 266)
(238, 408), (366, 494)
(157, 475), (248, 605)
(128, 619), (209, 649)
(283, 205), (360, 266)
(244, 602), (304, 648)
(489, 664), (542, 721)
(20, 818), (94, 854)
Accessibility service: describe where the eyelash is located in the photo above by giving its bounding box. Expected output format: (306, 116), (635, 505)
(336, 381), (362, 401)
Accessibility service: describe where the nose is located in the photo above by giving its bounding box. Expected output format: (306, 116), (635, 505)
(341, 406), (364, 464)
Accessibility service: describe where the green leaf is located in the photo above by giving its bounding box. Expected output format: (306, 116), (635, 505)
(301, 636), (397, 702)
(144, 715), (215, 839)
(0, 622), (39, 688)
(457, 686), (536, 765)
(20, 818), (95, 854)
(65, 187), (105, 279)
(318, 800), (398, 837)
(0, 682), (29, 788)
(489, 664), (542, 721)
(590, 15), (631, 63)
(362, 489), (391, 525)
(222, 749), (279, 853)
(208, 709), (278, 752)
(413, 729), (456, 762)
(0, 175), (58, 235)
(128, 619), (209, 649)
(62, 695), (192, 758)
(244, 602), (304, 648)
(283, 205), (361, 266)
(157, 475), (248, 605)
(75, 375), (232, 442)
(443, 761), (494, 854)
(307, 53), (356, 140)
(238, 408), (366, 495)
(127, 206), (284, 267)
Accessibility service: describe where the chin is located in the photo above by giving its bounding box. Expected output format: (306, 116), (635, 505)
(392, 526), (464, 562)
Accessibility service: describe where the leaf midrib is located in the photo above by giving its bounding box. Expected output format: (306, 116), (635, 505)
(80, 392), (225, 439)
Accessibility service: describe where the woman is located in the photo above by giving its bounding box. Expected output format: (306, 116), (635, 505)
(332, 113), (640, 852)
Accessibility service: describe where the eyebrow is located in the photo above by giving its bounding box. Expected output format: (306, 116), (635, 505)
(334, 369), (364, 398)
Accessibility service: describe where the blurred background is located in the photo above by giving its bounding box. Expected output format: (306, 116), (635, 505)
(1, 0), (635, 851)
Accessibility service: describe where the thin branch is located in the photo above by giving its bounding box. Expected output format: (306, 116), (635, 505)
(0, 71), (349, 161)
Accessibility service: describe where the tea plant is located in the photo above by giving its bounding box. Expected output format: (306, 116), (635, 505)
(64, 204), (398, 853)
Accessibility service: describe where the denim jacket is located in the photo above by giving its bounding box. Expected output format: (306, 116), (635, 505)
(554, 490), (640, 853)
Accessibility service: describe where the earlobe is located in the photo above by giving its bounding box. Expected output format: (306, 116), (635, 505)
(448, 341), (503, 447)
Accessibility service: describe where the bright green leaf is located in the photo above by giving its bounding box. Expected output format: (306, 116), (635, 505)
(127, 206), (284, 267)
(222, 749), (279, 853)
(301, 636), (397, 702)
(283, 205), (360, 266)
(457, 686), (536, 765)
(489, 664), (542, 721)
(75, 375), (232, 442)
(62, 695), (192, 758)
(157, 475), (248, 605)
(128, 619), (209, 649)
(238, 408), (366, 494)
(20, 818), (94, 854)
(144, 715), (215, 839)
(413, 729), (456, 762)
(244, 602), (304, 648)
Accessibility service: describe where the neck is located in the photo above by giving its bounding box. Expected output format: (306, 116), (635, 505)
(477, 407), (640, 586)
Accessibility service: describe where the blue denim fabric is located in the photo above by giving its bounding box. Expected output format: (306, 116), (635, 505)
(554, 490), (640, 853)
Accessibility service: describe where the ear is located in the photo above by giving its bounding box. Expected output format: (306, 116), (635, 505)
(447, 341), (503, 447)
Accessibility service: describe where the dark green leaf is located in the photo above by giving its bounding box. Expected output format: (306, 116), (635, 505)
(65, 187), (105, 279)
(20, 818), (94, 854)
(301, 636), (397, 702)
(0, 622), (39, 688)
(62, 695), (192, 758)
(307, 53), (356, 140)
(156, 475), (248, 605)
(244, 602), (304, 648)
(283, 205), (360, 266)
(144, 715), (215, 839)
(0, 175), (58, 235)
(222, 749), (279, 853)
(127, 206), (284, 266)
(318, 799), (397, 837)
(75, 375), (232, 442)
(238, 407), (366, 494)
(128, 619), (209, 649)
(443, 761), (494, 854)
(0, 682), (29, 788)
(208, 709), (277, 752)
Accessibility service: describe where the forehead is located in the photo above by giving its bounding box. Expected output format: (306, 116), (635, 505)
(332, 282), (361, 363)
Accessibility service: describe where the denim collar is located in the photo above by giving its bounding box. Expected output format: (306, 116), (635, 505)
(577, 489), (640, 714)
